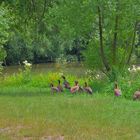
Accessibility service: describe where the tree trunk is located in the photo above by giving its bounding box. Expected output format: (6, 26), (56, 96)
(112, 0), (119, 64)
(127, 21), (138, 64)
(98, 6), (110, 72)
(39, 0), (47, 22)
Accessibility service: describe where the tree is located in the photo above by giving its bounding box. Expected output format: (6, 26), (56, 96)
(47, 0), (140, 79)
(0, 0), (64, 65)
(0, 3), (13, 63)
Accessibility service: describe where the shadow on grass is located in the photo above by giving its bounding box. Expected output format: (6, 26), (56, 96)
(0, 87), (94, 98)
(0, 87), (50, 97)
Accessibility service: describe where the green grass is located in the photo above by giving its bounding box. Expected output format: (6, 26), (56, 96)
(0, 88), (140, 140)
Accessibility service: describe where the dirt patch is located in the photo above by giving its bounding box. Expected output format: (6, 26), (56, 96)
(0, 127), (11, 134)
(23, 136), (35, 140)
(0, 126), (64, 140)
(0, 125), (31, 135)
(41, 135), (64, 140)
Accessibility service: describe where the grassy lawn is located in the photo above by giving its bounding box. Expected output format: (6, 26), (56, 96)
(0, 88), (140, 140)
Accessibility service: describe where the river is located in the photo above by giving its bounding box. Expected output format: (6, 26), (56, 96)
(3, 63), (87, 77)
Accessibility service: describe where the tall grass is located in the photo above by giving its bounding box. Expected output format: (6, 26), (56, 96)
(0, 68), (140, 99)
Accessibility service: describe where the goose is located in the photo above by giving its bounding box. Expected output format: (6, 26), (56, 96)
(70, 81), (79, 93)
(133, 90), (140, 100)
(50, 83), (59, 93)
(83, 82), (93, 94)
(57, 80), (63, 92)
(62, 76), (71, 89)
(114, 83), (121, 96)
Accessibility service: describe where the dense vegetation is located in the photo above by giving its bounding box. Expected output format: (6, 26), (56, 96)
(0, 0), (140, 66)
(0, 0), (140, 90)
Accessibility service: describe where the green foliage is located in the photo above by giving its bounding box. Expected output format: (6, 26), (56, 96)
(22, 60), (32, 83)
(0, 62), (3, 75)
(83, 39), (103, 70)
(47, 0), (140, 80)
(0, 66), (139, 99)
(0, 0), (140, 66)
(0, 46), (7, 75)
(0, 0), (140, 100)
(0, 71), (85, 89)
(0, 46), (7, 61)
(47, 0), (95, 39)
(0, 0), (67, 64)
(0, 3), (13, 46)
(118, 71), (140, 99)
(0, 2), (14, 69)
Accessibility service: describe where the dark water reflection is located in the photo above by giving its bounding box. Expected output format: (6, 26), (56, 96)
(3, 63), (87, 77)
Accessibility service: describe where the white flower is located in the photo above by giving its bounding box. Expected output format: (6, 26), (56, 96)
(128, 68), (131, 71)
(23, 60), (32, 67)
(130, 65), (136, 72)
(26, 63), (32, 67)
(132, 65), (135, 68)
(136, 67), (140, 71)
(59, 72), (63, 76)
(97, 74), (100, 77)
(128, 65), (140, 73)
(23, 60), (28, 64)
(132, 68), (136, 72)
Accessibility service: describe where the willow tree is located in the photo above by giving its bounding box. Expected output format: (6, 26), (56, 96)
(47, 0), (140, 79)
(0, 3), (13, 63)
(0, 0), (61, 64)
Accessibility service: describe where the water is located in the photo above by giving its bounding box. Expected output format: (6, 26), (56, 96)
(3, 63), (87, 77)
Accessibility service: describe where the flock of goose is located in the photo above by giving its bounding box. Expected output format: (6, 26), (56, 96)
(50, 76), (140, 100)
(50, 76), (93, 94)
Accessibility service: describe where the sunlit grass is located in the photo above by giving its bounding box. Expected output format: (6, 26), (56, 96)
(0, 90), (140, 140)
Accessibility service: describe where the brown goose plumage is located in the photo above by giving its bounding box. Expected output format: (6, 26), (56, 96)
(50, 83), (59, 94)
(83, 82), (93, 94)
(133, 91), (140, 100)
(57, 80), (63, 92)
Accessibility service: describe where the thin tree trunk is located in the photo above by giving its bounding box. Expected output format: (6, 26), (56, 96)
(127, 21), (138, 64)
(39, 0), (47, 22)
(98, 6), (110, 72)
(112, 1), (119, 64)
(31, 0), (36, 12)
